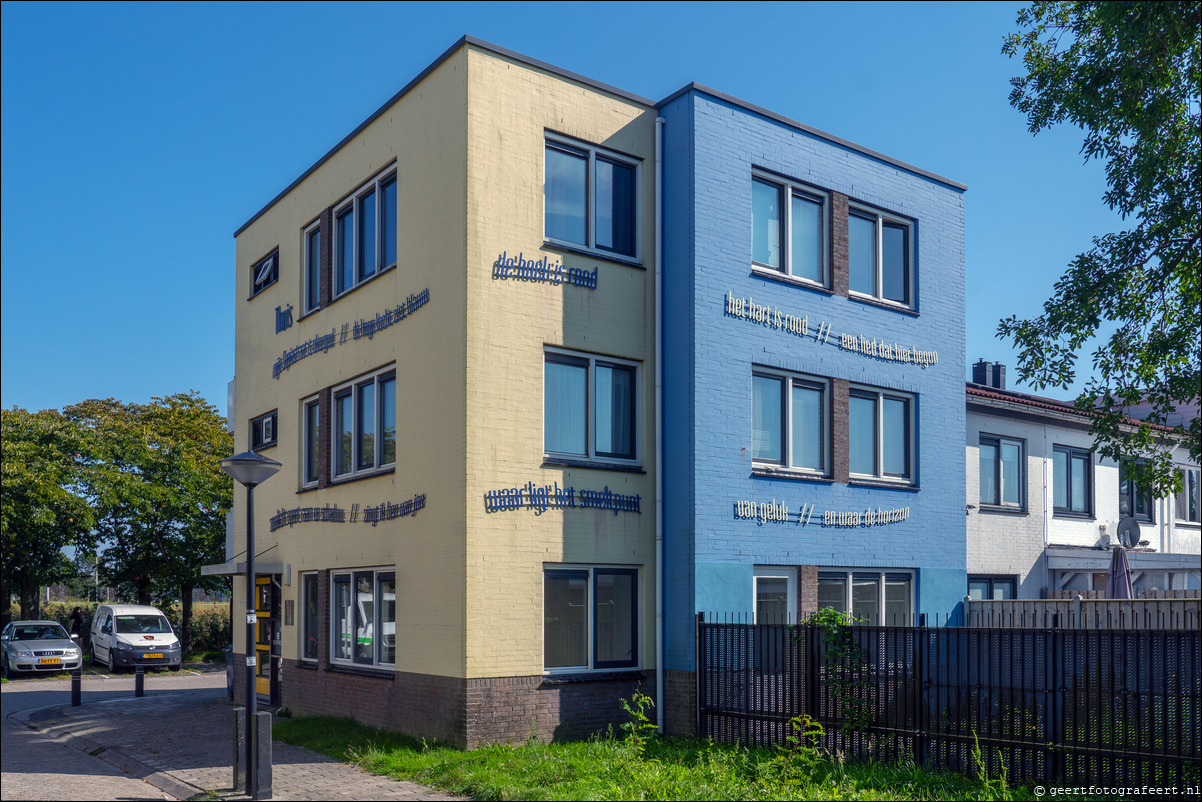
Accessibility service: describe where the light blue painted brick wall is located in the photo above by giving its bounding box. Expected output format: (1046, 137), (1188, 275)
(662, 90), (967, 670)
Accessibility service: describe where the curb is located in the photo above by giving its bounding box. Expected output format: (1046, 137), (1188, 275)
(11, 690), (228, 801)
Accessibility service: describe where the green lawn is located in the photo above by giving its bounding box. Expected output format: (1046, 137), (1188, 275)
(272, 714), (1117, 801)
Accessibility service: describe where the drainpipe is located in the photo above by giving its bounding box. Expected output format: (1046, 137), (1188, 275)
(1042, 423), (1050, 594)
(654, 115), (665, 733)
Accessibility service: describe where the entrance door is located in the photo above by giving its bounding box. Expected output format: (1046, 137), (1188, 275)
(254, 577), (276, 699)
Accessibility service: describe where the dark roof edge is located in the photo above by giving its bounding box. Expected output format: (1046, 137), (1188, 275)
(658, 83), (968, 193)
(234, 35), (655, 238)
(966, 382), (1178, 434)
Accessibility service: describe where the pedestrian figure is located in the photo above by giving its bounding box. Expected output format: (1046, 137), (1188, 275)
(68, 606), (85, 639)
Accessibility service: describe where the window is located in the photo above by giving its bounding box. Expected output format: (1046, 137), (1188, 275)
(1118, 463), (1153, 523)
(334, 170), (397, 296)
(302, 396), (320, 486)
(300, 573), (318, 661)
(849, 387), (914, 483)
(1177, 467), (1200, 524)
(817, 570), (912, 626)
(333, 368), (396, 479)
(751, 176), (827, 285)
(848, 205), (912, 307)
(754, 567), (796, 624)
(751, 370), (828, 474)
(303, 223), (321, 314)
(544, 566), (638, 672)
(544, 349), (638, 464)
(1052, 445), (1092, 516)
(250, 249), (279, 297)
(251, 410), (277, 451)
(544, 137), (638, 259)
(331, 569), (395, 667)
(979, 435), (1024, 509)
(968, 575), (1017, 600)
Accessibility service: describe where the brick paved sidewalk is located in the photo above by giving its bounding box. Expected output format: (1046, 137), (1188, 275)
(20, 689), (457, 801)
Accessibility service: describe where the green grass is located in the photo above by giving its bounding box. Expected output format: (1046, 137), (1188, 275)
(272, 715), (1119, 801)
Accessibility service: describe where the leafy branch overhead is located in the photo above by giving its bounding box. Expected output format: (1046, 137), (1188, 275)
(999, 1), (1200, 496)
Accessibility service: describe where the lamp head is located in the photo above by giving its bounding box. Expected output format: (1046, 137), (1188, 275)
(220, 451), (282, 488)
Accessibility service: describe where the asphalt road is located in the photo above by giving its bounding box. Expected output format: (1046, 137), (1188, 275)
(1, 667), (226, 801)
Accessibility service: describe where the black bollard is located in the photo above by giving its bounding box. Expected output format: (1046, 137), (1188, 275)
(135, 665), (145, 697)
(71, 667), (82, 707)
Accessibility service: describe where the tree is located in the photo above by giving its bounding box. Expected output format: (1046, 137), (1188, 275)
(998, 1), (1200, 497)
(1, 408), (95, 623)
(65, 393), (232, 652)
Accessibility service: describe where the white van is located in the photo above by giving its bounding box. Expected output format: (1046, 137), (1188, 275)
(90, 604), (182, 672)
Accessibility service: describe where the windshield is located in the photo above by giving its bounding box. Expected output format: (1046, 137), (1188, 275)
(12, 624), (69, 641)
(115, 615), (172, 634)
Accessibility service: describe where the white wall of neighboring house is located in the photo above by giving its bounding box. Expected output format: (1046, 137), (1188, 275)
(967, 387), (1201, 599)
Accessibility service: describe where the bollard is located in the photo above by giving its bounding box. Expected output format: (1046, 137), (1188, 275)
(71, 667), (82, 707)
(232, 707), (246, 792)
(134, 665), (144, 697)
(255, 710), (273, 798)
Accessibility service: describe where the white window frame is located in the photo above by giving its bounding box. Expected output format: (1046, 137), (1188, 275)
(302, 220), (322, 315)
(299, 572), (319, 663)
(1176, 465), (1200, 525)
(301, 395), (320, 488)
(543, 564), (640, 674)
(847, 202), (914, 309)
(330, 568), (396, 668)
(978, 434), (1025, 510)
(543, 347), (641, 466)
(751, 173), (829, 288)
(250, 410), (277, 451)
(817, 569), (915, 626)
(333, 167), (398, 298)
(848, 385), (915, 484)
(753, 567), (796, 624)
(543, 134), (641, 262)
(751, 368), (829, 475)
(250, 249), (279, 298)
(332, 366), (396, 480)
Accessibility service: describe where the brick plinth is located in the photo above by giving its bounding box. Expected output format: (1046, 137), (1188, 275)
(663, 669), (697, 736)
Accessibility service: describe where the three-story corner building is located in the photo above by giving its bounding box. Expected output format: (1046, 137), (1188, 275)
(657, 85), (968, 734)
(217, 37), (659, 747)
(966, 365), (1201, 599)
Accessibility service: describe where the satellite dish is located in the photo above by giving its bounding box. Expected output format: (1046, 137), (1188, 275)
(1116, 516), (1141, 549)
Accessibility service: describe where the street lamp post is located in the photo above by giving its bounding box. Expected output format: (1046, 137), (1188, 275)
(219, 451), (281, 801)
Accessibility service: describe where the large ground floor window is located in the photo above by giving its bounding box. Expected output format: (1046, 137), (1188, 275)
(544, 566), (638, 672)
(331, 568), (395, 667)
(817, 569), (913, 626)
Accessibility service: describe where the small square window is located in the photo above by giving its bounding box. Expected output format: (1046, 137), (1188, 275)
(979, 435), (1024, 509)
(849, 387), (914, 483)
(1052, 445), (1092, 516)
(250, 250), (279, 298)
(752, 369), (828, 475)
(1119, 463), (1154, 523)
(251, 411), (277, 451)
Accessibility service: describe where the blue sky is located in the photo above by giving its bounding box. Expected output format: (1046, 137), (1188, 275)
(1, 0), (1120, 415)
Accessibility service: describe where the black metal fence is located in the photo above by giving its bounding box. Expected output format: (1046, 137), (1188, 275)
(696, 613), (1201, 788)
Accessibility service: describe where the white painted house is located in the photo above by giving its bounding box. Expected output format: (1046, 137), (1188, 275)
(965, 362), (1200, 599)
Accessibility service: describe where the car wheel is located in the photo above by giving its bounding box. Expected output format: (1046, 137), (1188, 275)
(90, 646), (98, 668)
(1, 654), (11, 681)
(107, 649), (117, 674)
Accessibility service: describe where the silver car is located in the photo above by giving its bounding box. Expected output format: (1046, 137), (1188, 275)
(1, 620), (84, 679)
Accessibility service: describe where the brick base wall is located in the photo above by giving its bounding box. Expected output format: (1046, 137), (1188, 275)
(663, 669), (697, 736)
(261, 660), (644, 748)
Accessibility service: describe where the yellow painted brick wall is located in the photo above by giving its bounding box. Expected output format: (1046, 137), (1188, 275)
(232, 49), (470, 678)
(462, 47), (658, 678)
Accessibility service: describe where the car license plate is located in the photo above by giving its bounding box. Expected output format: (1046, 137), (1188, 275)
(142, 653), (163, 659)
(38, 657), (61, 664)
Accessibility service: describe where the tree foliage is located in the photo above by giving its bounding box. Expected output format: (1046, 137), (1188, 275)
(64, 392), (233, 651)
(999, 1), (1201, 496)
(1, 407), (96, 621)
